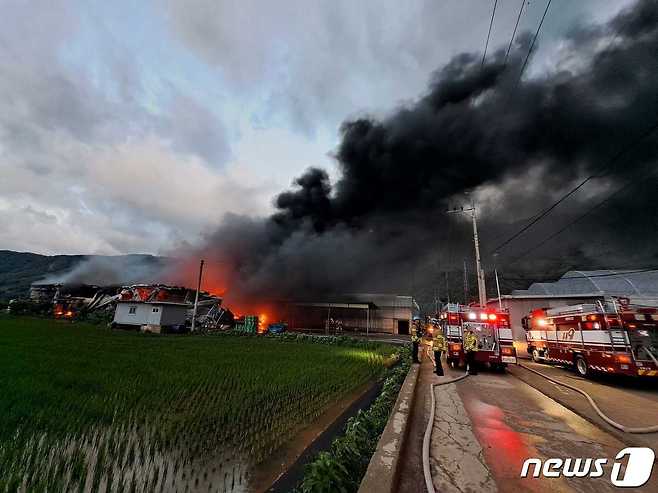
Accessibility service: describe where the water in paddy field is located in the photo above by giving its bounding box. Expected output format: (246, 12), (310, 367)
(2, 424), (255, 492)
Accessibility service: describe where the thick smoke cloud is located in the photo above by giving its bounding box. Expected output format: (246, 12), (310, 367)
(172, 0), (658, 306)
(44, 255), (167, 286)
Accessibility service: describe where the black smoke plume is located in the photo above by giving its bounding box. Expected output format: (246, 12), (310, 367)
(172, 0), (658, 307)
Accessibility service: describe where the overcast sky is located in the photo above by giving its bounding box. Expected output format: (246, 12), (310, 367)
(0, 0), (633, 256)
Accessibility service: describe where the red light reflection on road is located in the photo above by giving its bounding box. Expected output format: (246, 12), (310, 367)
(464, 398), (542, 491)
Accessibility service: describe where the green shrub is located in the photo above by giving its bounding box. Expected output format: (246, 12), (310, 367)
(298, 348), (411, 492)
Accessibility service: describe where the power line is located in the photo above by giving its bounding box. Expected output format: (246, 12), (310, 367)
(505, 0), (527, 65)
(508, 166), (658, 262)
(517, 0), (552, 83)
(491, 118), (658, 254)
(481, 0), (499, 67)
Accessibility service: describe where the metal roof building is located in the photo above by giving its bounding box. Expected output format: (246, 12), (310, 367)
(288, 293), (420, 335)
(511, 270), (658, 298)
(487, 270), (658, 356)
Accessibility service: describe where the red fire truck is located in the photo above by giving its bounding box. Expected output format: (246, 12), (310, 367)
(522, 298), (658, 378)
(439, 303), (517, 371)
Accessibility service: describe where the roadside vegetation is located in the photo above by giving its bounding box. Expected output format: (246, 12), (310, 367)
(298, 349), (410, 492)
(0, 316), (397, 492)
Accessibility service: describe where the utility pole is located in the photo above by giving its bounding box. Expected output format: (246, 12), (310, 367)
(447, 201), (487, 307)
(470, 202), (487, 307)
(463, 258), (469, 304)
(191, 259), (204, 332)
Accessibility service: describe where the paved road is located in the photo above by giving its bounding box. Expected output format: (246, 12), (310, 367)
(421, 361), (658, 492)
(510, 361), (658, 451)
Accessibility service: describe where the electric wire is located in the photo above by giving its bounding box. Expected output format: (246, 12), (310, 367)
(504, 0), (527, 65)
(491, 118), (658, 255)
(481, 0), (499, 67)
(492, 5), (658, 256)
(508, 166), (658, 262)
(516, 0), (552, 84)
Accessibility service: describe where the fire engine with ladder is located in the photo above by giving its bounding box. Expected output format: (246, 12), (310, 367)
(522, 297), (658, 378)
(439, 303), (517, 371)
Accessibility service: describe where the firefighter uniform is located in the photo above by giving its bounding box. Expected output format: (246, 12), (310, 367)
(464, 331), (478, 375)
(411, 324), (421, 363)
(432, 333), (447, 376)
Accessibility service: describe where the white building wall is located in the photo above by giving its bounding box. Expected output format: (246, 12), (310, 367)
(114, 303), (187, 327)
(370, 307), (412, 334)
(147, 306), (162, 325)
(114, 303), (153, 326)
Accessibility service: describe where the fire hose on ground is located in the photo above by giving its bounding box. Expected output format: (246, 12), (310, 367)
(422, 347), (469, 493)
(518, 363), (658, 434)
(421, 349), (658, 493)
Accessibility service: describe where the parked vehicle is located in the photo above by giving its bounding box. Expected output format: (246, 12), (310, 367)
(438, 303), (517, 371)
(266, 322), (288, 334)
(522, 298), (658, 378)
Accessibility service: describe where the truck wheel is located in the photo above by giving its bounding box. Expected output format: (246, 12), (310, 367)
(574, 355), (590, 378)
(531, 349), (541, 362)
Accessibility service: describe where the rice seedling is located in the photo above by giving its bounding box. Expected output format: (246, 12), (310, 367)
(0, 316), (395, 492)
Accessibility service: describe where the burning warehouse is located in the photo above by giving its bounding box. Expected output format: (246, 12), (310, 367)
(28, 282), (229, 331)
(111, 284), (228, 333)
(29, 283), (121, 318)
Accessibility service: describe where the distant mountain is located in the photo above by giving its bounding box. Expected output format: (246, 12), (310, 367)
(0, 250), (168, 300)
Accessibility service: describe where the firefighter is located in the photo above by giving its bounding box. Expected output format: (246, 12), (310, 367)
(464, 329), (478, 374)
(432, 327), (447, 376)
(411, 320), (422, 363)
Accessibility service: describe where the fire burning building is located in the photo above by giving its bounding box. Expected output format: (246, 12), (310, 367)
(111, 284), (225, 332)
(29, 283), (121, 318)
(28, 282), (227, 330)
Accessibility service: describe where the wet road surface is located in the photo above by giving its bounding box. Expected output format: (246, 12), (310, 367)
(426, 363), (658, 492)
(509, 361), (658, 451)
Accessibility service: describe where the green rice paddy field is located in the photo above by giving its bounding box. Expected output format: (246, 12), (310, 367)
(0, 316), (395, 492)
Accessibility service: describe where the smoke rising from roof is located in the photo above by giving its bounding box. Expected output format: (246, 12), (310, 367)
(170, 0), (658, 304)
(42, 255), (167, 286)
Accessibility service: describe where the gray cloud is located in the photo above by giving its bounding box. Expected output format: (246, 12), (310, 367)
(0, 0), (639, 263)
(0, 0), (256, 255)
(163, 0), (633, 134)
(168, 0), (658, 309)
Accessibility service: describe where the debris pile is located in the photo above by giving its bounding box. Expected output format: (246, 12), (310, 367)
(26, 282), (232, 329)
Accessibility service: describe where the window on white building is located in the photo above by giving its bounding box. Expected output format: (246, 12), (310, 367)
(128, 306), (136, 314)
(152, 307), (159, 313)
